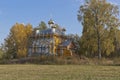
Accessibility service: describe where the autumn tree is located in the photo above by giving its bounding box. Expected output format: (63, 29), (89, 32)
(4, 23), (33, 58)
(78, 0), (120, 58)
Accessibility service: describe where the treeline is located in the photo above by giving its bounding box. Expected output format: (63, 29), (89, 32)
(77, 0), (120, 58)
(0, 0), (120, 61)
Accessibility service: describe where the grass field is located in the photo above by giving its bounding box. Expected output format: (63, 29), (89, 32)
(0, 65), (120, 80)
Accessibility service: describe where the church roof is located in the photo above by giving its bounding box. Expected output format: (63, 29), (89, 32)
(34, 20), (66, 36)
(39, 27), (64, 35)
(41, 28), (53, 34)
(60, 40), (72, 47)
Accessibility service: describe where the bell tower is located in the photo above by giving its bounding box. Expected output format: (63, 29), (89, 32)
(48, 19), (56, 33)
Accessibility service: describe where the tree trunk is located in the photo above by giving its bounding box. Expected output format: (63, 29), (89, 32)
(98, 38), (101, 59)
(95, 12), (102, 59)
(97, 31), (102, 59)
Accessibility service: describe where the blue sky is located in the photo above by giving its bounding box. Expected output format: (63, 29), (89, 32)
(0, 0), (120, 44)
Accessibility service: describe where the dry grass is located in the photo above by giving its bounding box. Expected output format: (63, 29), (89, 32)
(0, 65), (120, 80)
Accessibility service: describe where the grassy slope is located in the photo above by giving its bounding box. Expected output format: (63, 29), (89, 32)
(0, 65), (120, 80)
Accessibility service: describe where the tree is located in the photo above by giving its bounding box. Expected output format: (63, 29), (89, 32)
(4, 33), (17, 59)
(0, 46), (4, 59)
(110, 28), (120, 57)
(4, 23), (33, 58)
(78, 0), (120, 59)
(37, 21), (47, 30)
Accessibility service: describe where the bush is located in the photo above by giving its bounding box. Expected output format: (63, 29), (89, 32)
(4, 56), (80, 65)
(1, 54), (120, 66)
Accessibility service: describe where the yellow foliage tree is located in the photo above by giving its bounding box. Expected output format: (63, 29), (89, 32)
(9, 23), (33, 58)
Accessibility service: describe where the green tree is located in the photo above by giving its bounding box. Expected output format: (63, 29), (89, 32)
(78, 0), (120, 58)
(0, 46), (4, 59)
(4, 33), (17, 59)
(110, 28), (120, 57)
(37, 21), (47, 30)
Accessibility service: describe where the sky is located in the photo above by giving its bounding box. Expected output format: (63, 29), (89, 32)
(0, 0), (120, 45)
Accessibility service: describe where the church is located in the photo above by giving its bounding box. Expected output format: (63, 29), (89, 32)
(28, 19), (75, 56)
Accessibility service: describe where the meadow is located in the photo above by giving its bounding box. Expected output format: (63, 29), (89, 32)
(0, 65), (119, 80)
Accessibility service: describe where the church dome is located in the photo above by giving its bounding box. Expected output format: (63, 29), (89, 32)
(62, 28), (66, 31)
(48, 19), (54, 25)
